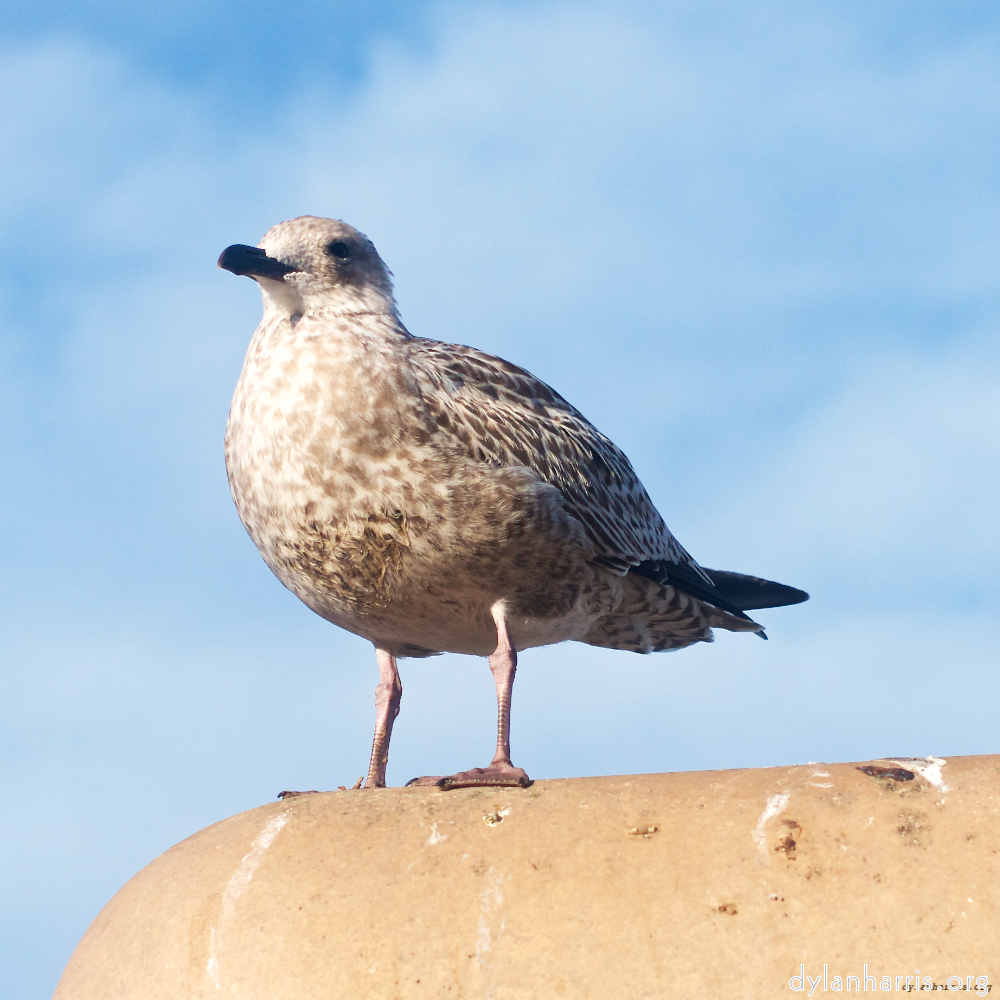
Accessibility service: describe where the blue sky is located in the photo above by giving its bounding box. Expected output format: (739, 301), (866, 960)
(3, 2), (1000, 995)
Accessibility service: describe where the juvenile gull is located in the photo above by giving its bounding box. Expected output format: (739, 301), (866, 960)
(219, 216), (808, 790)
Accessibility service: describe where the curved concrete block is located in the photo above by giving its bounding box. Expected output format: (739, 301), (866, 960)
(54, 755), (999, 998)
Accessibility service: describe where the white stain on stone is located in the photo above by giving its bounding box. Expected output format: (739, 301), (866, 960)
(476, 865), (509, 984)
(476, 914), (491, 957)
(207, 810), (291, 990)
(426, 822), (448, 845)
(754, 792), (790, 862)
(880, 756), (950, 793)
(476, 869), (503, 957)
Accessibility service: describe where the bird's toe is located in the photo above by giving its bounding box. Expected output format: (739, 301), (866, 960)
(404, 775), (448, 787)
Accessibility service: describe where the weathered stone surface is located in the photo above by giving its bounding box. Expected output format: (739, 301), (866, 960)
(54, 756), (1000, 998)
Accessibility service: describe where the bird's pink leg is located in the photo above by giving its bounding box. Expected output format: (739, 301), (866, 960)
(363, 647), (402, 788)
(407, 605), (531, 790)
(485, 611), (520, 769)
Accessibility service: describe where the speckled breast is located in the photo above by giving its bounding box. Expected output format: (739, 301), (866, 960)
(224, 317), (615, 655)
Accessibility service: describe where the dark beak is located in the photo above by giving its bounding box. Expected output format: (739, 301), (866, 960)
(217, 244), (298, 280)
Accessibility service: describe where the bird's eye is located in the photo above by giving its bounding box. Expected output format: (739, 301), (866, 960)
(327, 240), (350, 260)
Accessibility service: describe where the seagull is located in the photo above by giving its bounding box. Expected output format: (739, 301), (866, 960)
(219, 216), (807, 791)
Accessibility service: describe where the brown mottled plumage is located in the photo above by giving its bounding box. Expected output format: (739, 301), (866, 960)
(219, 216), (808, 790)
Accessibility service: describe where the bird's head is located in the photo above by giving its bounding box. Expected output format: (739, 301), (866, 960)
(218, 216), (398, 322)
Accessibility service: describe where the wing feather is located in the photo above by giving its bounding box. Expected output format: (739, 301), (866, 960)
(407, 338), (707, 578)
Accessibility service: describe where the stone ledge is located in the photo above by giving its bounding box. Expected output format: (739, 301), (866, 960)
(54, 755), (1000, 998)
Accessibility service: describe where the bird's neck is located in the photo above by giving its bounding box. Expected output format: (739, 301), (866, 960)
(261, 282), (404, 329)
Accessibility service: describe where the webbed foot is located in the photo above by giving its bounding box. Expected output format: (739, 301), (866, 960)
(406, 764), (531, 790)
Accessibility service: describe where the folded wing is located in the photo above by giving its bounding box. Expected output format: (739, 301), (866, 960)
(407, 339), (808, 628)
